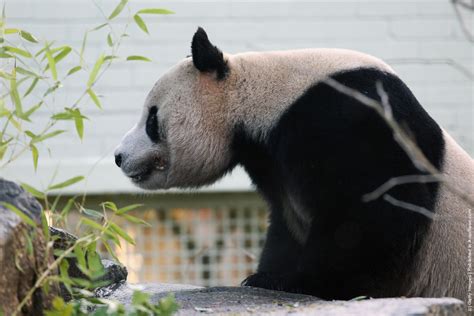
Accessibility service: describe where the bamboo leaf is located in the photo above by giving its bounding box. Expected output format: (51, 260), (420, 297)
(121, 213), (150, 226)
(33, 130), (65, 143)
(116, 203), (143, 215)
(4, 46), (32, 58)
(108, 0), (128, 20)
(91, 23), (108, 32)
(67, 65), (82, 76)
(107, 33), (113, 47)
(16, 66), (39, 77)
(45, 46), (57, 81)
(1, 202), (36, 226)
(126, 55), (151, 62)
(74, 113), (84, 140)
(5, 28), (19, 34)
(133, 14), (148, 34)
(23, 77), (39, 97)
(109, 222), (135, 245)
(20, 30), (38, 43)
(20, 183), (45, 199)
(30, 144), (38, 170)
(87, 89), (101, 109)
(137, 8), (174, 15)
(10, 68), (23, 117)
(48, 176), (85, 190)
(87, 54), (104, 87)
(23, 101), (43, 118)
(53, 46), (71, 63)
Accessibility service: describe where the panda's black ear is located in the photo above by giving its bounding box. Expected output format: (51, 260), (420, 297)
(191, 27), (229, 79)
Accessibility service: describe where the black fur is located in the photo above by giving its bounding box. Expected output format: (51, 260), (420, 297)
(233, 68), (445, 299)
(191, 27), (229, 79)
(146, 106), (160, 143)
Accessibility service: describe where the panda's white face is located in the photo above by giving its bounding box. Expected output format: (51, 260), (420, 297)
(114, 33), (235, 190)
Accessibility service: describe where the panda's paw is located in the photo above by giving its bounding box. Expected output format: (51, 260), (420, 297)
(241, 272), (301, 293)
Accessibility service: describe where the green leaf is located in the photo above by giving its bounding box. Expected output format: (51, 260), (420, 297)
(22, 101), (43, 118)
(133, 14), (148, 34)
(91, 23), (108, 32)
(87, 88), (102, 109)
(132, 290), (150, 305)
(20, 30), (38, 43)
(40, 210), (50, 240)
(30, 144), (39, 170)
(121, 213), (150, 226)
(87, 54), (104, 87)
(45, 46), (57, 81)
(48, 176), (85, 190)
(116, 203), (143, 215)
(74, 114), (84, 140)
(10, 68), (23, 116)
(21, 183), (45, 199)
(80, 32), (88, 63)
(108, 0), (128, 20)
(126, 55), (151, 62)
(82, 208), (103, 219)
(33, 130), (65, 143)
(106, 33), (113, 47)
(66, 65), (81, 76)
(109, 222), (135, 245)
(137, 8), (174, 15)
(53, 46), (71, 63)
(23, 77), (39, 97)
(80, 217), (105, 232)
(16, 66), (39, 77)
(74, 244), (87, 273)
(1, 202), (36, 226)
(4, 28), (19, 34)
(104, 55), (118, 61)
(4, 46), (32, 58)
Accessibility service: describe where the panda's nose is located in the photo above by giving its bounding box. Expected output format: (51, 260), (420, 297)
(115, 153), (123, 168)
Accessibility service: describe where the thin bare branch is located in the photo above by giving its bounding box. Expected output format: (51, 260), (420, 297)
(383, 194), (436, 220)
(386, 58), (473, 80)
(323, 77), (474, 208)
(452, 0), (474, 42)
(363, 174), (442, 202)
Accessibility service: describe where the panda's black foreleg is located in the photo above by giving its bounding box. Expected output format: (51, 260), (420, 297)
(241, 210), (304, 293)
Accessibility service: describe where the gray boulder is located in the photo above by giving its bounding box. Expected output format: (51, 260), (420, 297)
(99, 283), (466, 315)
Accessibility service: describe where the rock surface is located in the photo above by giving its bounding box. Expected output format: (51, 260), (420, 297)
(0, 178), (57, 315)
(49, 226), (128, 300)
(100, 283), (466, 315)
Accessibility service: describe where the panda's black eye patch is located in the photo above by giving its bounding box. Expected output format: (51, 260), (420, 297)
(146, 106), (160, 143)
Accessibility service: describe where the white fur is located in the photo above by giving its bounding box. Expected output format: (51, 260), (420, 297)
(116, 48), (394, 190)
(408, 131), (474, 300)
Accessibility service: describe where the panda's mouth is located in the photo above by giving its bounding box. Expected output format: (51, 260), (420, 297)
(128, 157), (167, 183)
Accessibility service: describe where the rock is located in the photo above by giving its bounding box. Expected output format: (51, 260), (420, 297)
(0, 178), (57, 315)
(100, 283), (466, 316)
(49, 226), (128, 300)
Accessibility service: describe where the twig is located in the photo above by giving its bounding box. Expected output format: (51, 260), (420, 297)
(451, 0), (474, 42)
(383, 194), (436, 220)
(14, 234), (96, 316)
(362, 174), (442, 202)
(386, 58), (473, 80)
(323, 78), (474, 208)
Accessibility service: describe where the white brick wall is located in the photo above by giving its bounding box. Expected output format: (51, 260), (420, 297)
(2, 0), (473, 194)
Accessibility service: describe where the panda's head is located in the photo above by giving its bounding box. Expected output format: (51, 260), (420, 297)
(114, 27), (236, 190)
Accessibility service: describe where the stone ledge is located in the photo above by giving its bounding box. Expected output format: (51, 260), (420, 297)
(100, 283), (466, 316)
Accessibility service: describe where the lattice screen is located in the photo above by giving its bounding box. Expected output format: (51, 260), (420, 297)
(108, 199), (268, 287)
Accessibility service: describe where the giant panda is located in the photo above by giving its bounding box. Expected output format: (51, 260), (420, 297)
(115, 27), (473, 302)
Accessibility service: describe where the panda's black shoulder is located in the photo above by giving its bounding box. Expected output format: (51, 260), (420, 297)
(269, 67), (445, 174)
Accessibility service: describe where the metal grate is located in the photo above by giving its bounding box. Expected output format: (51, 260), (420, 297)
(103, 194), (268, 287)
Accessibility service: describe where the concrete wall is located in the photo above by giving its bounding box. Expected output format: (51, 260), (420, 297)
(3, 0), (473, 193)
